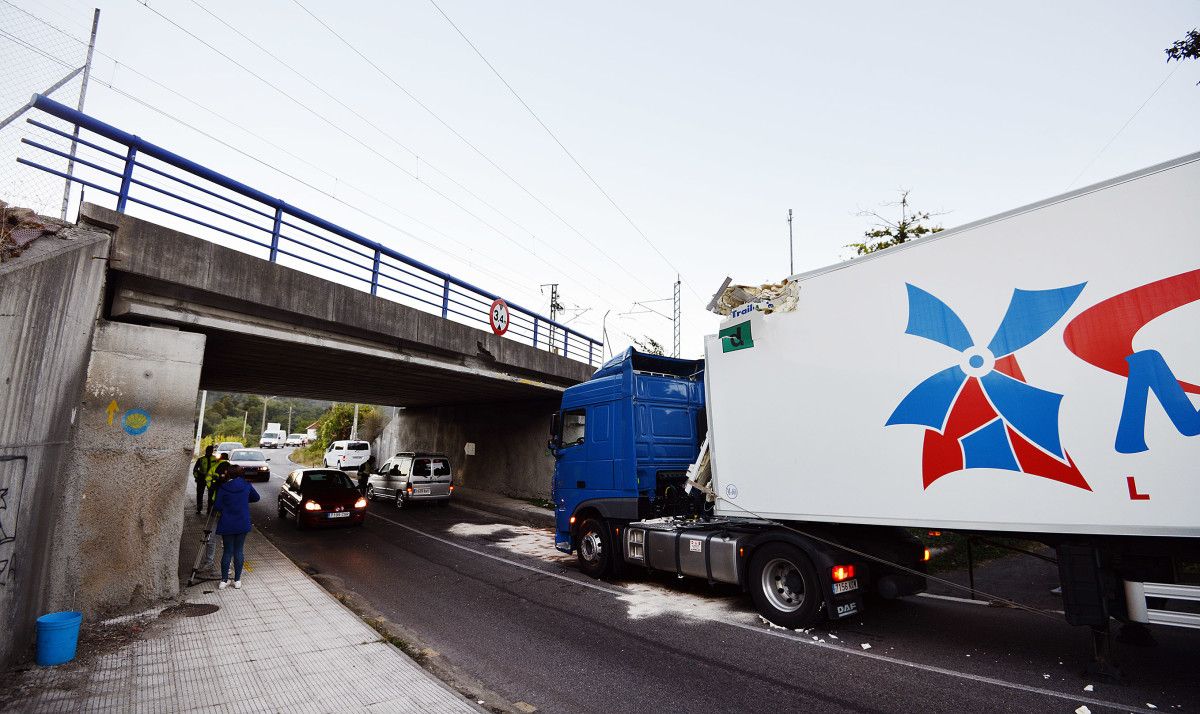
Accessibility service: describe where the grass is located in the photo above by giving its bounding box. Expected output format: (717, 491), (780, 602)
(365, 617), (428, 664)
(522, 497), (555, 510)
(291, 442), (324, 466)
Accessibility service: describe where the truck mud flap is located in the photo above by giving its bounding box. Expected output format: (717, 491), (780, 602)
(1057, 544), (1111, 626)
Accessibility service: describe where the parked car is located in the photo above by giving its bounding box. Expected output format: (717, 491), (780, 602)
(366, 452), (453, 507)
(323, 440), (371, 471)
(285, 433), (306, 447)
(259, 430), (286, 449)
(277, 468), (366, 529)
(215, 441), (244, 459)
(228, 449), (271, 482)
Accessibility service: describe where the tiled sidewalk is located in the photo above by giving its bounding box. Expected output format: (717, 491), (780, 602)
(4, 508), (479, 713)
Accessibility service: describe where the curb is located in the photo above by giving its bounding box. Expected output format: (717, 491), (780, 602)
(451, 488), (555, 529)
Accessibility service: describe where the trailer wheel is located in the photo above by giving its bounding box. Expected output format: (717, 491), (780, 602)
(749, 543), (821, 628)
(576, 517), (612, 578)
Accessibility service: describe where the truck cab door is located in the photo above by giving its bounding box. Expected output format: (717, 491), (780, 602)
(554, 408), (588, 493)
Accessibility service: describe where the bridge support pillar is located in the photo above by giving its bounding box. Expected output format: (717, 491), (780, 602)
(48, 321), (205, 618)
(374, 399), (558, 500)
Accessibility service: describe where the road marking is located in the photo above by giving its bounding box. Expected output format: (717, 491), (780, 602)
(367, 511), (1149, 713)
(917, 592), (991, 606)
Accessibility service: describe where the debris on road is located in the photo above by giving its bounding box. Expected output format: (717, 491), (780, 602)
(861, 643), (871, 650)
(1074, 706), (1091, 714)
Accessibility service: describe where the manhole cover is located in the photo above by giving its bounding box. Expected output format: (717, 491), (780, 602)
(160, 603), (220, 618)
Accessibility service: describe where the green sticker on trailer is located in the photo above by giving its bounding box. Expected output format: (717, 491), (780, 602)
(719, 320), (754, 353)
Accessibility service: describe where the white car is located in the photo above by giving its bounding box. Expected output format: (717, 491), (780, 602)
(285, 433), (306, 447)
(215, 441), (244, 459)
(323, 440), (371, 471)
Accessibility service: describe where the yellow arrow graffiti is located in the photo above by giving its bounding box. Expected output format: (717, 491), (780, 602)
(106, 400), (119, 426)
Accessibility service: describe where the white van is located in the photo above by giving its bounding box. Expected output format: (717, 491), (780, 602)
(323, 440), (371, 470)
(259, 430), (286, 448)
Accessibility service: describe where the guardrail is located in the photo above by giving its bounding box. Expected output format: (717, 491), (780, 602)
(16, 94), (602, 366)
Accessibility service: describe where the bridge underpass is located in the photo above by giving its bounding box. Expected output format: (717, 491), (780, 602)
(3, 94), (604, 667)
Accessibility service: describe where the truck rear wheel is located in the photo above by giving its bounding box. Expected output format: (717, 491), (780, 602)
(576, 517), (613, 578)
(749, 543), (821, 628)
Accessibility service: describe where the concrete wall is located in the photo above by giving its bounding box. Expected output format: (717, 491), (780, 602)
(48, 322), (204, 619)
(0, 227), (110, 666)
(373, 399), (558, 500)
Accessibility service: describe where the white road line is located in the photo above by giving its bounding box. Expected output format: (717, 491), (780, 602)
(916, 592), (991, 606)
(367, 512), (1150, 714)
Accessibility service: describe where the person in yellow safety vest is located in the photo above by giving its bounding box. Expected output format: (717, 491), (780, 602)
(208, 455), (230, 514)
(192, 446), (218, 515)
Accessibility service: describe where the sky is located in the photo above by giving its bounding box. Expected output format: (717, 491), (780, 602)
(2, 0), (1198, 359)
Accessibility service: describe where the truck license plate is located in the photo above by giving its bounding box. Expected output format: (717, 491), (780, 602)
(414, 487), (431, 495)
(832, 578), (858, 595)
(327, 512), (350, 519)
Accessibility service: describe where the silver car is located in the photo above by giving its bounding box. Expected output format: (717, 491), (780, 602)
(365, 452), (452, 508)
(228, 449), (272, 482)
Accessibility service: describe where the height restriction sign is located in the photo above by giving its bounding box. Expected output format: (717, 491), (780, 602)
(489, 298), (510, 335)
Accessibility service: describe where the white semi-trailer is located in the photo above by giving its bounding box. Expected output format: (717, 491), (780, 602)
(550, 152), (1199, 672)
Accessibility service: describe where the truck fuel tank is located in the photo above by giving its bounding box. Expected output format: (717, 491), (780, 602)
(624, 520), (751, 586)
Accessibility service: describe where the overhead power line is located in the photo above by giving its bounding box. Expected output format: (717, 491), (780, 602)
(185, 0), (614, 297)
(2, 1), (602, 308)
(131, 1), (633, 314)
(288, 0), (667, 300)
(426, 0), (704, 301)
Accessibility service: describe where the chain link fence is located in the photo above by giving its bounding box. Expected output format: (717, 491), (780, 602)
(0, 3), (90, 218)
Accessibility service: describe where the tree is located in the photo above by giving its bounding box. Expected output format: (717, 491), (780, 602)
(632, 336), (666, 355)
(1166, 29), (1200, 84)
(316, 403), (378, 449)
(846, 191), (944, 256)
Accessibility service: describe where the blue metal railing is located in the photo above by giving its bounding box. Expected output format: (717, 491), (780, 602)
(16, 94), (601, 366)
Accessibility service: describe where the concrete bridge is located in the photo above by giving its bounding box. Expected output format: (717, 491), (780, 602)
(0, 203), (594, 667)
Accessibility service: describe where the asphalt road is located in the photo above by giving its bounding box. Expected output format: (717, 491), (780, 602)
(239, 456), (1198, 714)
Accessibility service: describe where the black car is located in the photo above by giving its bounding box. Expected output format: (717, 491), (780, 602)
(278, 468), (366, 529)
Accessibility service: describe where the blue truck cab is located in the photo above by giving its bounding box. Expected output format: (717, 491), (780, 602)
(551, 349), (705, 571)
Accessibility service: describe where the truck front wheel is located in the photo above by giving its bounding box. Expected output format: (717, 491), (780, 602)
(576, 517), (612, 578)
(749, 543), (821, 628)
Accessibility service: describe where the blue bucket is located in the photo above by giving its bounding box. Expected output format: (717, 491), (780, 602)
(35, 611), (82, 666)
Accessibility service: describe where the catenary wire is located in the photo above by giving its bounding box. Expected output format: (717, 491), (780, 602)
(426, 0), (706, 302)
(130, 1), (640, 317)
(288, 0), (671, 302)
(185, 0), (616, 297)
(0, 1), (570, 299)
(1065, 63), (1181, 190)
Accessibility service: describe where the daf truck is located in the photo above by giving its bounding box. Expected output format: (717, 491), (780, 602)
(550, 152), (1200, 646)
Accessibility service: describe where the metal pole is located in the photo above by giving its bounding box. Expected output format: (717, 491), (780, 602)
(672, 274), (681, 358)
(351, 404), (360, 440)
(787, 208), (794, 276)
(60, 8), (100, 221)
(260, 396), (270, 435)
(193, 389), (207, 456)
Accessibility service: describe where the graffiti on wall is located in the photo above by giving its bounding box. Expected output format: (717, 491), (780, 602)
(0, 455), (27, 584)
(106, 400), (151, 436)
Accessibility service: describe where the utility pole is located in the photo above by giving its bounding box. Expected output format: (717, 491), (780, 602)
(787, 208), (794, 276)
(672, 274), (681, 358)
(540, 283), (561, 353)
(287, 405), (293, 434)
(60, 9), (100, 221)
(193, 389), (207, 456)
(351, 404), (360, 440)
(241, 411), (248, 442)
(259, 396), (273, 435)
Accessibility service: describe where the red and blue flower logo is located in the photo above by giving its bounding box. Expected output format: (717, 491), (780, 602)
(886, 283), (1091, 490)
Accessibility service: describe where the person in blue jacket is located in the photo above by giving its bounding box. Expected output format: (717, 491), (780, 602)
(211, 466), (261, 590)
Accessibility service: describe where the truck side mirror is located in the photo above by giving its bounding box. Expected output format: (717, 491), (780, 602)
(548, 411), (562, 449)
